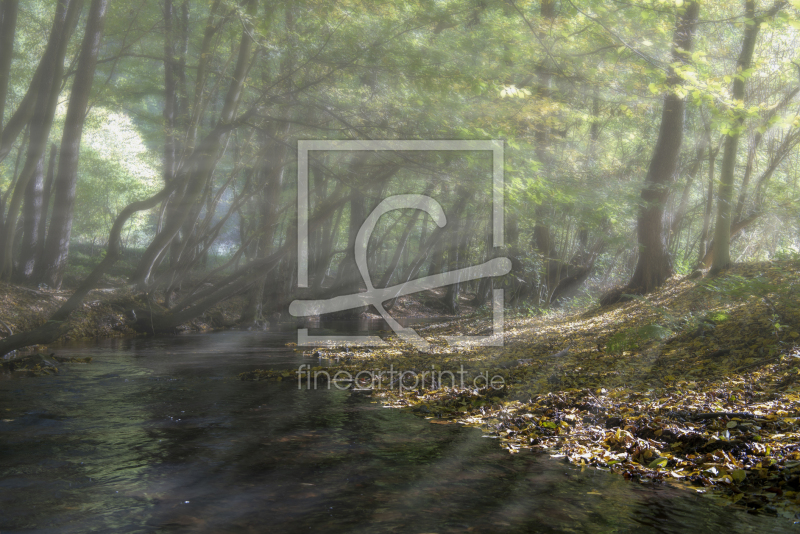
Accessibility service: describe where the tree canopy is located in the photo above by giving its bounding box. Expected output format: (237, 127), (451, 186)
(0, 0), (798, 347)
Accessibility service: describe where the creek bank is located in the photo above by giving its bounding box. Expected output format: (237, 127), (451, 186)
(0, 283), (248, 358)
(243, 260), (800, 519)
(0, 282), (463, 362)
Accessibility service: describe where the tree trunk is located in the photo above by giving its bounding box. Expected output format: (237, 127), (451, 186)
(0, 0), (19, 137)
(698, 144), (717, 264)
(163, 0), (177, 187)
(711, 0), (783, 274)
(34, 143), (57, 268)
(669, 144), (704, 250)
(0, 0), (82, 280)
(239, 131), (289, 324)
(443, 217), (465, 315)
(162, 0), (194, 275)
(626, 1), (698, 294)
(16, 152), (44, 281)
(378, 208), (422, 288)
(37, 0), (108, 289)
(531, 0), (556, 301)
(332, 184), (367, 316)
(130, 0), (256, 286)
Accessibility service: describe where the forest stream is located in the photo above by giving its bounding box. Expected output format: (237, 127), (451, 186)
(0, 321), (796, 533)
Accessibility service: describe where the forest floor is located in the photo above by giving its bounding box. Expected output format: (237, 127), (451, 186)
(245, 259), (800, 519)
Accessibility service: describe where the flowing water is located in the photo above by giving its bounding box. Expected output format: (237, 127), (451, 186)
(0, 322), (796, 533)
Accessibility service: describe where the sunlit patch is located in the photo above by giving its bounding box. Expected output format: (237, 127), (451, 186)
(243, 259), (800, 514)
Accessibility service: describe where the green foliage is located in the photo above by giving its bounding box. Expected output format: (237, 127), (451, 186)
(705, 311), (730, 324)
(2, 0), (799, 299)
(606, 324), (673, 354)
(699, 274), (780, 301)
(72, 108), (159, 246)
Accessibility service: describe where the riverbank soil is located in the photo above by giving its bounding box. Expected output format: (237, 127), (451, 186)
(245, 260), (800, 519)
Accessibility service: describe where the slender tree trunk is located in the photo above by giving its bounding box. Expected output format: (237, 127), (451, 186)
(0, 65), (39, 164)
(669, 144), (704, 250)
(163, 0), (177, 188)
(16, 152), (44, 281)
(698, 145), (717, 264)
(626, 1), (698, 294)
(531, 0), (556, 298)
(711, 0), (783, 274)
(532, 218), (552, 302)
(239, 132), (289, 324)
(475, 229), (493, 307)
(131, 0), (256, 286)
(734, 131), (759, 222)
(443, 244), (461, 314)
(334, 184), (366, 314)
(34, 143), (57, 266)
(37, 0), (108, 289)
(0, 0), (19, 137)
(0, 0), (82, 280)
(164, 0), (192, 273)
(443, 203), (470, 314)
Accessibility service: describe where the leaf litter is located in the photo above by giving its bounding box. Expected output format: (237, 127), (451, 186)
(241, 260), (800, 518)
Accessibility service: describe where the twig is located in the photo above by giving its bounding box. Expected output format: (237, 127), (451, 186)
(0, 317), (12, 337)
(691, 412), (756, 420)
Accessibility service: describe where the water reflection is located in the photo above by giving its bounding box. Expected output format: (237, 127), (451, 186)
(0, 330), (794, 533)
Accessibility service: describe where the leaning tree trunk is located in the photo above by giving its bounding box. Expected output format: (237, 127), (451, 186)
(625, 1), (698, 294)
(37, 0), (108, 289)
(130, 0), (257, 286)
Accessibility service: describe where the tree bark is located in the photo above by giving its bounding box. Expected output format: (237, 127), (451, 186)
(532, 0), (556, 301)
(163, 0), (177, 187)
(443, 208), (468, 314)
(626, 1), (698, 294)
(239, 131), (289, 324)
(0, 0), (82, 280)
(38, 0), (108, 289)
(698, 143), (717, 264)
(34, 143), (57, 267)
(0, 0), (19, 137)
(669, 144), (704, 250)
(130, 0), (256, 286)
(710, 0), (783, 274)
(16, 152), (44, 281)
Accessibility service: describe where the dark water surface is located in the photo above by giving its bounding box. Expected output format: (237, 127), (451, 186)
(0, 324), (796, 533)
